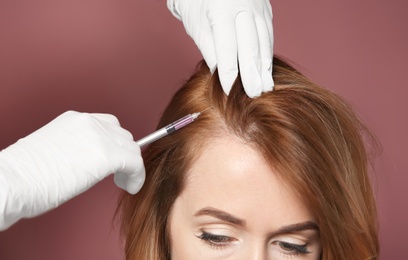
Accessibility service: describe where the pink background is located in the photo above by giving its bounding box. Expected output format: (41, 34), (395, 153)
(0, 0), (406, 259)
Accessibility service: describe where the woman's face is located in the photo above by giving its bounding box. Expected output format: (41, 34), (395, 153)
(168, 135), (321, 259)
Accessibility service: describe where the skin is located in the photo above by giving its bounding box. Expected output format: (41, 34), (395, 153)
(168, 135), (321, 259)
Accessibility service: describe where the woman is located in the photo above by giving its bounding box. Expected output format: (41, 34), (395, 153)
(117, 57), (379, 259)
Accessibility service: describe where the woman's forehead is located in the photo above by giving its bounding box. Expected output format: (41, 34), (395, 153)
(179, 136), (313, 227)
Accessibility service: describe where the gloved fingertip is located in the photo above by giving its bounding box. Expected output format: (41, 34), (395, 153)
(261, 72), (274, 92)
(260, 57), (274, 92)
(125, 179), (145, 195)
(114, 172), (145, 195)
(242, 72), (263, 98)
(271, 77), (275, 91)
(246, 87), (262, 98)
(209, 64), (217, 74)
(243, 76), (262, 98)
(219, 70), (238, 96)
(204, 58), (217, 74)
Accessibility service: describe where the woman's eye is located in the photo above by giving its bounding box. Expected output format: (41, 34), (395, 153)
(275, 241), (310, 255)
(197, 232), (235, 248)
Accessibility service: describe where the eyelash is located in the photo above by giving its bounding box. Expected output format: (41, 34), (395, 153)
(275, 241), (311, 256)
(197, 232), (235, 249)
(197, 232), (310, 256)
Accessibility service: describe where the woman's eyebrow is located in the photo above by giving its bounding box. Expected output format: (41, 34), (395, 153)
(268, 221), (319, 237)
(194, 207), (246, 226)
(194, 207), (319, 236)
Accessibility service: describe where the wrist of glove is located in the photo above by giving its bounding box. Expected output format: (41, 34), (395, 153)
(0, 111), (145, 230)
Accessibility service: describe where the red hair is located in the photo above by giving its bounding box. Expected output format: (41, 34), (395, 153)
(117, 57), (379, 259)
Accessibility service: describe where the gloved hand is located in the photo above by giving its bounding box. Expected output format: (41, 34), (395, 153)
(0, 111), (145, 230)
(168, 0), (274, 98)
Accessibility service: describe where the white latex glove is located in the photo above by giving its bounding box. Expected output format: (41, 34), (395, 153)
(0, 111), (145, 230)
(168, 0), (274, 98)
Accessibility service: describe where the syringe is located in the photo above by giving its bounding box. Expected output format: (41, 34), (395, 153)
(136, 112), (201, 148)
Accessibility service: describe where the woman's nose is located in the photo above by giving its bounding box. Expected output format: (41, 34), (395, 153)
(240, 242), (268, 260)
